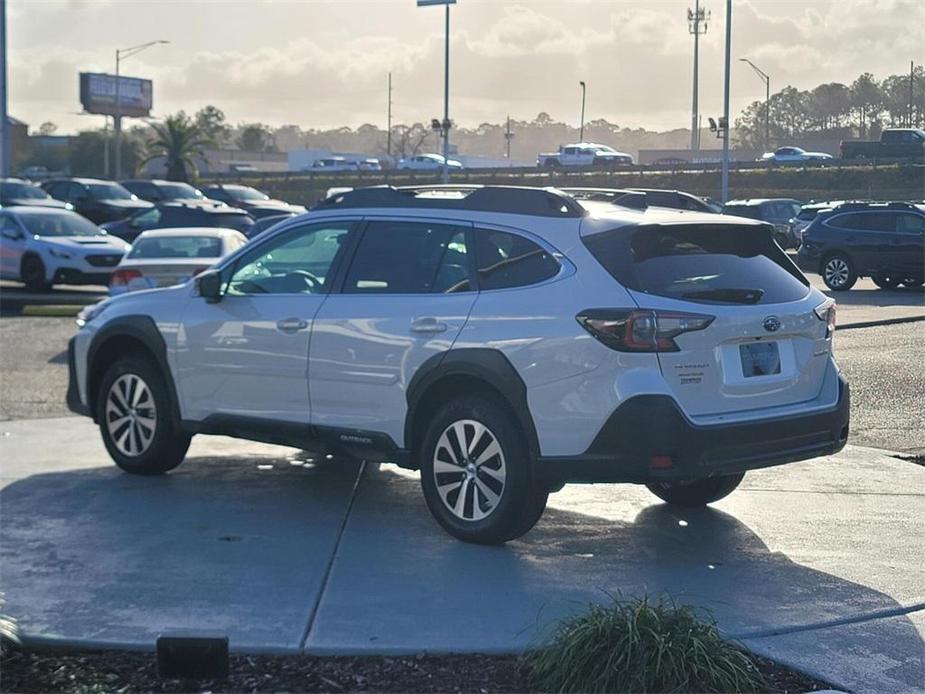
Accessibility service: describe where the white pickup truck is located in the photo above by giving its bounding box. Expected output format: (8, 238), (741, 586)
(536, 143), (634, 168)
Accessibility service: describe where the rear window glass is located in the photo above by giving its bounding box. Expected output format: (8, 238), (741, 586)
(211, 213), (254, 230)
(129, 236), (223, 259)
(722, 205), (762, 220)
(583, 224), (809, 305)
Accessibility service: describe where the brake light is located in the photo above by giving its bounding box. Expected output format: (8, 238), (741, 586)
(576, 309), (715, 352)
(814, 301), (836, 337)
(110, 268), (143, 287)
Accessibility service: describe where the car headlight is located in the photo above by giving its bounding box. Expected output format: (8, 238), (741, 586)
(48, 247), (72, 259)
(76, 300), (110, 327)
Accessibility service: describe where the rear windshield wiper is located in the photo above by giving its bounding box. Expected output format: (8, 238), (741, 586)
(680, 288), (765, 304)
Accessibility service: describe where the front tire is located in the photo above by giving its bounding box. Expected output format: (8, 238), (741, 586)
(646, 472), (745, 507)
(98, 356), (191, 475)
(901, 278), (923, 288)
(21, 255), (51, 292)
(419, 395), (547, 544)
(821, 253), (857, 291)
(872, 274), (901, 289)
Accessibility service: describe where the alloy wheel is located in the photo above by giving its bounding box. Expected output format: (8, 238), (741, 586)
(824, 258), (850, 288)
(105, 374), (157, 457)
(432, 419), (507, 522)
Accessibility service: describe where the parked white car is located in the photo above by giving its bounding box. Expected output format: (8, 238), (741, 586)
(109, 227), (248, 296)
(68, 185), (848, 545)
(397, 153), (463, 171)
(759, 146), (834, 163)
(306, 157), (359, 173)
(0, 207), (129, 291)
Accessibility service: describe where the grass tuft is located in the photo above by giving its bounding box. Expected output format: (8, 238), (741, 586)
(530, 596), (766, 693)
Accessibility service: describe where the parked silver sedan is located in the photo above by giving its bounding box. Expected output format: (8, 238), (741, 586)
(109, 227), (247, 296)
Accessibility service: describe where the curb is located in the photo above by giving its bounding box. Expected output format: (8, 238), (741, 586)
(837, 315), (925, 331)
(20, 305), (83, 318)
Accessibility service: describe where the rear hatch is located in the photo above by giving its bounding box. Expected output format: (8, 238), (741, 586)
(582, 221), (832, 417)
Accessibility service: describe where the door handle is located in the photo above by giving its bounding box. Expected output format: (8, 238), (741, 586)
(410, 317), (448, 333)
(276, 317), (308, 333)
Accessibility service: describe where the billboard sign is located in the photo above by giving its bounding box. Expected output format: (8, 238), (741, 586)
(79, 72), (153, 118)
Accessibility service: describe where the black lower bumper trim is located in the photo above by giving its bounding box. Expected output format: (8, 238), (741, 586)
(535, 374), (850, 485)
(53, 269), (112, 285)
(66, 336), (92, 417)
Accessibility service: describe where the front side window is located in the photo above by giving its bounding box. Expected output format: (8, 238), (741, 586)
(132, 208), (163, 228)
(227, 222), (352, 295)
(87, 183), (134, 200)
(475, 229), (560, 290)
(343, 221), (470, 294)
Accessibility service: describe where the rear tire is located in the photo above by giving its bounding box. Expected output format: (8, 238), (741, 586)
(97, 355), (191, 475)
(419, 394), (547, 544)
(821, 253), (857, 291)
(646, 472), (745, 507)
(901, 278), (923, 288)
(21, 255), (51, 292)
(872, 274), (901, 289)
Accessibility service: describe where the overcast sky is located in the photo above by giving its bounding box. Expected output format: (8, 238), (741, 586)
(8, 0), (924, 135)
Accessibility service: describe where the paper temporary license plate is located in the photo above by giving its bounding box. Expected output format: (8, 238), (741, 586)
(739, 342), (781, 377)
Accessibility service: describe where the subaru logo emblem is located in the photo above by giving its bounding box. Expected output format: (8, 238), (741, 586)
(763, 316), (781, 332)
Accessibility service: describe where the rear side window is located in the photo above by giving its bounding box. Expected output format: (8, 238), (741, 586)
(828, 212), (894, 231)
(583, 224), (809, 305)
(475, 229), (560, 290)
(343, 221), (470, 294)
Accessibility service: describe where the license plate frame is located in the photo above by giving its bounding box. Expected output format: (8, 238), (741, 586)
(739, 341), (781, 377)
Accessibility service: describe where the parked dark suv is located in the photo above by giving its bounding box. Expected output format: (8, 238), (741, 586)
(41, 178), (153, 224)
(100, 201), (255, 242)
(723, 198), (803, 249)
(796, 202), (925, 290)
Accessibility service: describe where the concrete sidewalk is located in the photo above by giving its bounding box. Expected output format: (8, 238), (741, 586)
(1, 417), (923, 692)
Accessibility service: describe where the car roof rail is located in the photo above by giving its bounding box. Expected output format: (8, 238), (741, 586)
(831, 200), (919, 212)
(312, 185), (587, 218)
(559, 187), (648, 210)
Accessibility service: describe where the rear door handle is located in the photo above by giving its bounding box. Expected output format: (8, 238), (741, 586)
(410, 317), (448, 333)
(276, 317), (309, 333)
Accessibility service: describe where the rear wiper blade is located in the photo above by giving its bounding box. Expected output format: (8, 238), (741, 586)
(681, 288), (765, 304)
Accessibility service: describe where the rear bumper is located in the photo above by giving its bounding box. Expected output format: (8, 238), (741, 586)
(795, 248), (822, 274)
(535, 373), (850, 486)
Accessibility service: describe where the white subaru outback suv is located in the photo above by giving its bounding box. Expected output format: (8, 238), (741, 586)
(67, 186), (849, 544)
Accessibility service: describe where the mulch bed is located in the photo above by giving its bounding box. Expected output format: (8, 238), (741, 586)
(1, 643), (833, 693)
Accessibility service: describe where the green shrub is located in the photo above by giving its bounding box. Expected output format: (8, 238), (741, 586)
(530, 596), (765, 693)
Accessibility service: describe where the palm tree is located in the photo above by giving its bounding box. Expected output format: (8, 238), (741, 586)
(144, 112), (211, 181)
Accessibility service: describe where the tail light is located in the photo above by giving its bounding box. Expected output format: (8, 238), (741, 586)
(814, 300), (836, 337)
(576, 309), (714, 352)
(110, 268), (143, 287)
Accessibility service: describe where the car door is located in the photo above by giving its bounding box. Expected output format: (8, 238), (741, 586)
(891, 212), (925, 277)
(309, 218), (476, 448)
(0, 213), (27, 278)
(176, 219), (357, 423)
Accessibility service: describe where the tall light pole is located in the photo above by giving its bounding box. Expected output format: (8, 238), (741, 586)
(386, 71), (393, 158)
(688, 2), (709, 151)
(417, 0), (454, 183)
(0, 0), (9, 177)
(579, 81), (587, 142)
(114, 39), (168, 179)
(721, 0), (731, 203)
(740, 57), (770, 153)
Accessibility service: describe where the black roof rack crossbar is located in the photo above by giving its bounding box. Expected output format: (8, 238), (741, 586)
(559, 187), (648, 211)
(830, 200), (921, 212)
(311, 185), (586, 218)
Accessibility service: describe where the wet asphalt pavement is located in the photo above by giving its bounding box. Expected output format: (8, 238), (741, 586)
(0, 314), (922, 453)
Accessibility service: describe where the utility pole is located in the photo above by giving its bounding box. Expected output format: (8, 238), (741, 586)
(740, 58), (770, 152)
(910, 61), (915, 127)
(579, 81), (587, 142)
(0, 0), (8, 177)
(721, 0), (731, 203)
(386, 71), (392, 158)
(504, 115), (514, 162)
(417, 0), (455, 183)
(688, 1), (709, 151)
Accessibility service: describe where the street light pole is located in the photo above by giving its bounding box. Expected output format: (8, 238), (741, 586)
(688, 1), (709, 151)
(0, 0), (8, 178)
(114, 39), (168, 179)
(442, 1), (450, 184)
(740, 57), (770, 152)
(579, 81), (586, 142)
(721, 0), (731, 203)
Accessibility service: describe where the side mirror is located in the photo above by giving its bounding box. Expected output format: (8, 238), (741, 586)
(197, 270), (225, 303)
(2, 229), (24, 241)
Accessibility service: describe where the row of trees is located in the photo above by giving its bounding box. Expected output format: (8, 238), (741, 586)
(735, 68), (925, 149)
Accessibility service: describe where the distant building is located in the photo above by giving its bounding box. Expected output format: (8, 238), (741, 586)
(7, 116), (30, 170)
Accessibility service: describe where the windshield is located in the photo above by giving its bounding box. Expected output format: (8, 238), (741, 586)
(159, 183), (203, 200)
(128, 235), (223, 259)
(227, 186), (269, 201)
(583, 224), (809, 305)
(20, 212), (104, 237)
(1, 182), (47, 199)
(87, 183), (134, 200)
